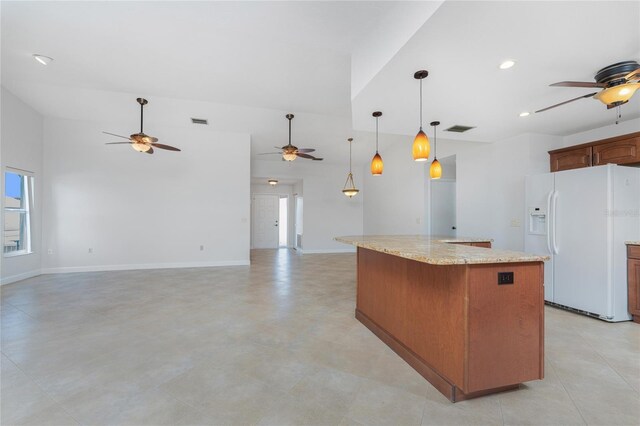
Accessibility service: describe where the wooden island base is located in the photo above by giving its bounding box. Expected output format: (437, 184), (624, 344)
(355, 247), (544, 402)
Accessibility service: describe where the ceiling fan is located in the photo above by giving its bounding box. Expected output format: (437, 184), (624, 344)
(536, 60), (640, 113)
(103, 98), (181, 154)
(259, 114), (323, 161)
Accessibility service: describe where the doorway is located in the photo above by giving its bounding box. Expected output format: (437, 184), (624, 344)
(251, 194), (280, 248)
(279, 196), (288, 247)
(430, 155), (457, 237)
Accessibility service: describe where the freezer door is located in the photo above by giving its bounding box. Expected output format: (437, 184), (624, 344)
(524, 173), (555, 302)
(553, 166), (609, 316)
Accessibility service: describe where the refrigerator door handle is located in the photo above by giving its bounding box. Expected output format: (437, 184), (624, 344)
(552, 190), (559, 254)
(546, 190), (553, 254)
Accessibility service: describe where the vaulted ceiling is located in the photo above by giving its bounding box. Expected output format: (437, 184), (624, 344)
(2, 1), (638, 165)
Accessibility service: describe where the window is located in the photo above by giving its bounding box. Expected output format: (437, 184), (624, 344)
(4, 170), (34, 256)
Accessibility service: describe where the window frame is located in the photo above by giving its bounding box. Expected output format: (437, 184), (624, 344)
(3, 167), (34, 258)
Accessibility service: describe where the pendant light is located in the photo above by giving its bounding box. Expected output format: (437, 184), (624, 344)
(413, 70), (430, 161)
(370, 111), (383, 176)
(429, 121), (442, 179)
(342, 138), (359, 198)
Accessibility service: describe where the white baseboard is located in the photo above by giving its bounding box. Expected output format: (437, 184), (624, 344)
(1, 269), (42, 286)
(40, 260), (250, 274)
(299, 248), (356, 254)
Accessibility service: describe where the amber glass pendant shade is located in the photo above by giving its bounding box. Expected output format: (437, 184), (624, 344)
(412, 129), (430, 161)
(371, 152), (383, 176)
(370, 111), (383, 175)
(430, 158), (442, 179)
(413, 70), (430, 161)
(429, 120), (442, 179)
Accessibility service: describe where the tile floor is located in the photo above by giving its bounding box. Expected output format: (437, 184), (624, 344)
(1, 249), (639, 425)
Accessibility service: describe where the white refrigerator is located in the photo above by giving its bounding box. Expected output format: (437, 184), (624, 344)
(525, 164), (640, 322)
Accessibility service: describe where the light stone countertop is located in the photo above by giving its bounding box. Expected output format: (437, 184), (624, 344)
(626, 241), (640, 246)
(335, 235), (550, 265)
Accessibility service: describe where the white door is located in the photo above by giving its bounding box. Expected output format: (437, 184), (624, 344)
(524, 173), (555, 302)
(553, 166), (609, 316)
(431, 180), (456, 237)
(252, 194), (279, 249)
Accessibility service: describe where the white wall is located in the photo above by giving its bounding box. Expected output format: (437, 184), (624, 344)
(251, 160), (362, 253)
(562, 117), (640, 147)
(250, 183), (296, 248)
(41, 117), (250, 272)
(362, 132), (487, 236)
(457, 133), (562, 251)
(363, 134), (428, 235)
(1, 87), (44, 284)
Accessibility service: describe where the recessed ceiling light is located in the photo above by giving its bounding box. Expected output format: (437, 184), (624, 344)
(519, 111), (530, 117)
(32, 54), (53, 65)
(499, 60), (515, 70)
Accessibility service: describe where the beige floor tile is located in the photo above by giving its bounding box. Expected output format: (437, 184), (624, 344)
(256, 393), (346, 426)
(346, 379), (427, 426)
(9, 403), (80, 426)
(421, 391), (503, 426)
(288, 366), (365, 413)
(2, 249), (640, 426)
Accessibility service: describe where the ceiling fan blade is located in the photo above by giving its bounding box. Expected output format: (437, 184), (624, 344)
(102, 131), (132, 140)
(535, 92), (598, 113)
(312, 157), (323, 161)
(296, 153), (321, 160)
(145, 147), (154, 154)
(297, 148), (316, 153)
(550, 81), (606, 88)
(148, 136), (159, 143)
(150, 143), (181, 151)
(105, 142), (133, 145)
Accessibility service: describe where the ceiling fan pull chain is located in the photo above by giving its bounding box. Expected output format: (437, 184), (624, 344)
(616, 105), (621, 125)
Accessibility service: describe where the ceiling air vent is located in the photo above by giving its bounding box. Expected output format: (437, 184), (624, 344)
(191, 118), (208, 125)
(445, 125), (475, 133)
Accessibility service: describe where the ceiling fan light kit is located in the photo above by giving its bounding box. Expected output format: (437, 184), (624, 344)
(258, 114), (323, 161)
(594, 83), (640, 106)
(103, 98), (181, 154)
(412, 70), (431, 162)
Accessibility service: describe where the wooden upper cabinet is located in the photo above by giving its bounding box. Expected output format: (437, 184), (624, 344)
(593, 136), (640, 166)
(550, 146), (592, 172)
(549, 131), (640, 172)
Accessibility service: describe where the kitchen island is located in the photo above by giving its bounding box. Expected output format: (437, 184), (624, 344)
(336, 235), (548, 402)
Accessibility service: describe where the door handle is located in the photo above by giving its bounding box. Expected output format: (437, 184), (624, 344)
(546, 190), (553, 255)
(551, 190), (559, 254)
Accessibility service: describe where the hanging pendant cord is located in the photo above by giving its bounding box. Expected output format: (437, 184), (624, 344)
(419, 78), (423, 129)
(140, 103), (144, 133)
(375, 117), (379, 152)
(288, 118), (292, 146)
(349, 140), (352, 173)
(433, 125), (437, 158)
